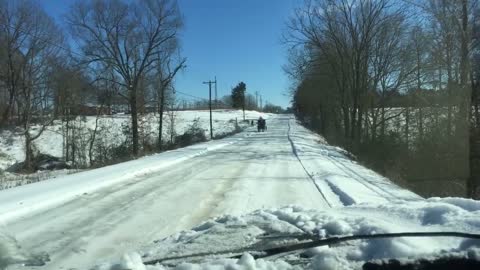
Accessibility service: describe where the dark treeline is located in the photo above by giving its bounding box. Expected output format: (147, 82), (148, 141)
(0, 0), (185, 170)
(284, 0), (480, 198)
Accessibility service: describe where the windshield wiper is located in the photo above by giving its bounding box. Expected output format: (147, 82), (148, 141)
(144, 231), (480, 266)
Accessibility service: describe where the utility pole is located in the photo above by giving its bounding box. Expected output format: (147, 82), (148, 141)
(242, 88), (246, 121)
(260, 95), (263, 111)
(255, 91), (259, 110)
(203, 78), (217, 139)
(214, 76), (218, 108)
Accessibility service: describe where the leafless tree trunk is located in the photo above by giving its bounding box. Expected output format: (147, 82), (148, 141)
(67, 0), (183, 156)
(0, 0), (31, 127)
(166, 100), (180, 145)
(156, 55), (185, 150)
(413, 27), (425, 140)
(0, 0), (63, 171)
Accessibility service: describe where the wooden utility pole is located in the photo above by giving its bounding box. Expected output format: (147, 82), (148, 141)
(203, 78), (217, 139)
(214, 76), (218, 108)
(242, 88), (246, 121)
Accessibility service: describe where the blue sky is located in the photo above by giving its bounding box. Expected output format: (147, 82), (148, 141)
(41, 0), (297, 108)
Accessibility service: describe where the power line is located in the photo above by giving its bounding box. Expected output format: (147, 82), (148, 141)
(175, 90), (208, 101)
(214, 76), (218, 106)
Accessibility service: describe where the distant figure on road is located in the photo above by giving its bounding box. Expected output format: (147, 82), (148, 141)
(251, 120), (254, 126)
(257, 117), (266, 132)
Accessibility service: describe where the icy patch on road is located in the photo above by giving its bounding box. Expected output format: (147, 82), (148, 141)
(0, 230), (47, 270)
(95, 198), (480, 270)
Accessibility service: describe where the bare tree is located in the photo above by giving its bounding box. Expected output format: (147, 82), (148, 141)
(165, 97), (180, 145)
(155, 46), (185, 150)
(0, 0), (33, 126)
(286, 0), (477, 197)
(66, 0), (183, 156)
(0, 0), (64, 170)
(285, 0), (406, 148)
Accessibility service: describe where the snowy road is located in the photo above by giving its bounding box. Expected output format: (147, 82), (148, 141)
(4, 115), (341, 269)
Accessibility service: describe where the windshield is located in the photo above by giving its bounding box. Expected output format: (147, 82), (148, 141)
(0, 0), (479, 269)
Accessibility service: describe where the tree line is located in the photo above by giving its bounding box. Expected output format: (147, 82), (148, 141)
(284, 0), (479, 198)
(228, 81), (282, 114)
(0, 0), (185, 171)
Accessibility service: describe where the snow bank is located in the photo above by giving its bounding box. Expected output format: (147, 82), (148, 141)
(287, 118), (421, 205)
(0, 129), (250, 223)
(95, 199), (480, 269)
(93, 253), (294, 270)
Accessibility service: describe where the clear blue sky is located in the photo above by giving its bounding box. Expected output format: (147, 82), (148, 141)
(41, 0), (297, 108)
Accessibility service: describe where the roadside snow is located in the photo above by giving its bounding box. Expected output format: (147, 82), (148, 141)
(0, 131), (248, 223)
(0, 109), (270, 172)
(93, 252), (295, 270)
(287, 119), (421, 205)
(0, 169), (82, 191)
(95, 199), (480, 269)
(2, 115), (477, 270)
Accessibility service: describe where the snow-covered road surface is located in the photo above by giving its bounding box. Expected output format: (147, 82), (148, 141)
(3, 115), (477, 270)
(0, 114), (378, 269)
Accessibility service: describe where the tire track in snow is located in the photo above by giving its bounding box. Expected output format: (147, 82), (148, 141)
(324, 155), (404, 201)
(332, 159), (419, 201)
(318, 174), (356, 206)
(286, 119), (333, 208)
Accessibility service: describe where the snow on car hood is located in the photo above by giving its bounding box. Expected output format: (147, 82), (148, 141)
(91, 197), (480, 270)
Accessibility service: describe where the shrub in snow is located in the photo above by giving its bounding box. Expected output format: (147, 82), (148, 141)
(91, 120), (134, 166)
(175, 118), (207, 147)
(62, 117), (90, 168)
(214, 121), (244, 140)
(138, 114), (157, 153)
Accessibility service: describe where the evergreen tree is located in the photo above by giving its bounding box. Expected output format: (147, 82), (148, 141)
(231, 82), (246, 109)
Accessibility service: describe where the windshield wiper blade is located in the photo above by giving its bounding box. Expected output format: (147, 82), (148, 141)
(143, 231), (480, 265)
(239, 231), (480, 260)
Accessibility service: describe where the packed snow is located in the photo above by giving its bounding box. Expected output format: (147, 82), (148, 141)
(0, 127), (252, 223)
(95, 200), (480, 270)
(287, 121), (421, 206)
(0, 115), (479, 270)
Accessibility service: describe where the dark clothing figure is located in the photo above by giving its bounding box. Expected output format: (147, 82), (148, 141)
(257, 117), (266, 132)
(251, 120), (254, 126)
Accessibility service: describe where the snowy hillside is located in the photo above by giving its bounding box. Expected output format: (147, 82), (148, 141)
(0, 110), (268, 170)
(0, 110), (271, 188)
